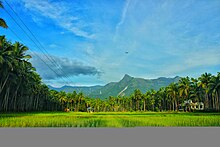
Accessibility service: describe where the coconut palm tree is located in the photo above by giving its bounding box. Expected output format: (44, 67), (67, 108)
(198, 73), (212, 110)
(156, 88), (166, 111)
(167, 83), (179, 111)
(0, 36), (58, 112)
(0, 36), (13, 95)
(190, 78), (204, 103)
(133, 89), (142, 111)
(208, 73), (220, 111)
(178, 77), (191, 105)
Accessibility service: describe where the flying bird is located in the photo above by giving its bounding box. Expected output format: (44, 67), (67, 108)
(125, 51), (128, 54)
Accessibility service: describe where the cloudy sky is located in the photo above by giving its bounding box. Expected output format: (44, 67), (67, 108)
(1, 0), (220, 87)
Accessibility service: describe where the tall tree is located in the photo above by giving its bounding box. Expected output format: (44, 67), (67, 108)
(167, 83), (178, 111)
(208, 73), (220, 111)
(178, 77), (191, 104)
(198, 73), (212, 110)
(133, 89), (142, 111)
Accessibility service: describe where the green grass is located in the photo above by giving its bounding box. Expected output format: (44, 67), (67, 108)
(0, 111), (220, 127)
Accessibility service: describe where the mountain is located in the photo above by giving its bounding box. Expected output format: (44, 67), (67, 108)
(89, 74), (180, 99)
(48, 74), (180, 99)
(48, 85), (102, 94)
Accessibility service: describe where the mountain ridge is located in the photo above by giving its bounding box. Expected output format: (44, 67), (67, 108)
(48, 74), (181, 99)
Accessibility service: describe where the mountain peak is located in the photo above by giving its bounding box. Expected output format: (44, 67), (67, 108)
(119, 74), (133, 84)
(122, 74), (132, 79)
(124, 74), (132, 77)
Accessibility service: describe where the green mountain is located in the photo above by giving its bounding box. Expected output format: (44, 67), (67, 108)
(48, 85), (102, 94)
(89, 74), (180, 99)
(48, 74), (180, 99)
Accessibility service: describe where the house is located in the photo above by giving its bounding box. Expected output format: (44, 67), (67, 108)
(181, 100), (204, 111)
(192, 102), (204, 110)
(87, 107), (94, 113)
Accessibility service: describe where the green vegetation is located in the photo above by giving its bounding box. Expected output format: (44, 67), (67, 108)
(0, 36), (62, 112)
(1, 112), (220, 127)
(1, 35), (220, 113)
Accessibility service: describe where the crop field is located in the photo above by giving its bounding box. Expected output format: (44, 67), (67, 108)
(0, 112), (220, 127)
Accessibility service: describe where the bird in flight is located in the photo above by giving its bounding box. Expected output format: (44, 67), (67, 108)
(125, 51), (128, 54)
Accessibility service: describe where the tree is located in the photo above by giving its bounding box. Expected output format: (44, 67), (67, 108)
(190, 78), (204, 103)
(167, 83), (178, 111)
(198, 73), (212, 110)
(156, 88), (166, 111)
(0, 36), (59, 112)
(208, 73), (220, 111)
(178, 77), (191, 104)
(133, 89), (142, 111)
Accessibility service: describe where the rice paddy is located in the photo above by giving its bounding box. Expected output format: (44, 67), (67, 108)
(0, 112), (220, 127)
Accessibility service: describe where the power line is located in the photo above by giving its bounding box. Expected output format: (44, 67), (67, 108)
(2, 1), (72, 85)
(8, 27), (69, 84)
(4, 0), (73, 83)
(3, 6), (70, 85)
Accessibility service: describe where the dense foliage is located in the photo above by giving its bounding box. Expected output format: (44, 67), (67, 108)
(0, 36), (61, 112)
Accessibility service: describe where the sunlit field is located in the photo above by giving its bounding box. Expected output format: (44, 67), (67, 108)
(0, 112), (220, 127)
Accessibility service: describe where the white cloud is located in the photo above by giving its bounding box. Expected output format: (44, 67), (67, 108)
(22, 0), (94, 39)
(114, 0), (131, 39)
(49, 44), (58, 48)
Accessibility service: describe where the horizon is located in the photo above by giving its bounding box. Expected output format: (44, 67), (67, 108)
(48, 74), (182, 88)
(1, 0), (220, 87)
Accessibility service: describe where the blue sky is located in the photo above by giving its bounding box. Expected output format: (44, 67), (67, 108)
(1, 0), (220, 87)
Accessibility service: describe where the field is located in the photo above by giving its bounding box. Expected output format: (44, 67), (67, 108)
(0, 112), (220, 127)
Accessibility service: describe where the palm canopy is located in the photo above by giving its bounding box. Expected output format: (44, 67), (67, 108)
(0, 1), (3, 8)
(0, 1), (8, 28)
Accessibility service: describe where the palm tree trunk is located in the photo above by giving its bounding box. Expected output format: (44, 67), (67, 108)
(12, 80), (22, 111)
(215, 92), (217, 111)
(4, 87), (10, 112)
(205, 93), (209, 110)
(0, 74), (9, 95)
(137, 100), (139, 111)
(218, 90), (220, 112)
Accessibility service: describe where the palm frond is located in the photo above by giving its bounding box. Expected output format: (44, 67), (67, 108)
(0, 18), (8, 28)
(0, 1), (3, 8)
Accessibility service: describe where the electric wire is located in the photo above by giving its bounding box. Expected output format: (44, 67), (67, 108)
(4, 0), (73, 82)
(2, 1), (72, 85)
(8, 27), (69, 84)
(3, 8), (70, 85)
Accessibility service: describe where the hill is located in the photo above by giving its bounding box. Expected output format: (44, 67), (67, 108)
(48, 74), (180, 99)
(48, 85), (102, 94)
(89, 74), (180, 98)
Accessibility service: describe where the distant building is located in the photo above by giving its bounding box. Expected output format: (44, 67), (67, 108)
(181, 100), (204, 111)
(87, 107), (94, 113)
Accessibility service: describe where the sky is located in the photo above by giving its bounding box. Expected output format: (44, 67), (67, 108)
(1, 0), (220, 87)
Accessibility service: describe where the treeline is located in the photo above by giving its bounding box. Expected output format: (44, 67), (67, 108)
(48, 72), (220, 112)
(0, 36), (61, 112)
(0, 36), (220, 112)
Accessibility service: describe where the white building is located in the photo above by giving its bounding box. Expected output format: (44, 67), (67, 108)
(182, 100), (204, 111)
